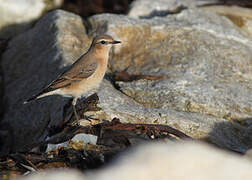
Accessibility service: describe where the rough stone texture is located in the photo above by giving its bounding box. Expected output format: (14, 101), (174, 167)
(92, 81), (250, 153)
(1, 7), (252, 153)
(128, 0), (216, 18)
(201, 5), (252, 38)
(89, 10), (252, 73)
(0, 39), (7, 151)
(87, 10), (252, 152)
(17, 142), (252, 180)
(129, 0), (252, 39)
(1, 10), (90, 151)
(0, 39), (7, 120)
(88, 11), (252, 120)
(0, 0), (63, 38)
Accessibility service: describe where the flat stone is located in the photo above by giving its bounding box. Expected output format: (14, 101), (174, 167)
(72, 133), (98, 145)
(46, 133), (97, 152)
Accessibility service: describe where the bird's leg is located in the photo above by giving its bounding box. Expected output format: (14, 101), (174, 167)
(72, 97), (79, 121)
(71, 97), (95, 126)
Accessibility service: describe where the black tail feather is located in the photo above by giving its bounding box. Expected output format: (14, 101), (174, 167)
(23, 90), (46, 104)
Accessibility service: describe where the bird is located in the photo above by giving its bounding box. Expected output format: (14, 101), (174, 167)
(24, 34), (121, 120)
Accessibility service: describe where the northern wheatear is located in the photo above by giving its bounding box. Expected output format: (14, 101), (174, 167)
(24, 35), (121, 119)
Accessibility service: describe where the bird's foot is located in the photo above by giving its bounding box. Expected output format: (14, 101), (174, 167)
(71, 115), (100, 126)
(83, 114), (99, 121)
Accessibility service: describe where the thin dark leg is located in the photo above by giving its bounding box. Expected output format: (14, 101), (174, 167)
(72, 97), (79, 120)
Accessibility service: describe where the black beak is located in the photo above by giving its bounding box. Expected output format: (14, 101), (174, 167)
(112, 40), (121, 44)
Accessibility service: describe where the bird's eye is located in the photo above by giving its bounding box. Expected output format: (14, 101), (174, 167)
(101, 40), (106, 44)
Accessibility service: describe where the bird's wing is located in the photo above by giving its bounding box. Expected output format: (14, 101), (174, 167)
(40, 54), (98, 94)
(24, 54), (98, 103)
(47, 59), (98, 91)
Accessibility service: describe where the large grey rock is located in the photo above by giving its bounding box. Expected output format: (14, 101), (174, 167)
(0, 0), (63, 38)
(94, 81), (250, 153)
(1, 10), (90, 151)
(88, 10), (252, 120)
(86, 142), (252, 180)
(89, 10), (252, 73)
(128, 0), (252, 38)
(17, 142), (252, 180)
(87, 10), (252, 152)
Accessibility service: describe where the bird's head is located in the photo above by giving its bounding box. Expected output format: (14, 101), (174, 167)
(91, 35), (121, 52)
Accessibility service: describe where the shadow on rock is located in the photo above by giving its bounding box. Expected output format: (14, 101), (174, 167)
(0, 21), (37, 39)
(0, 10), (90, 153)
(203, 118), (252, 154)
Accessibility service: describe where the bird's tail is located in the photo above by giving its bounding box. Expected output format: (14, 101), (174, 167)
(23, 91), (43, 104)
(23, 90), (57, 104)
(23, 96), (37, 104)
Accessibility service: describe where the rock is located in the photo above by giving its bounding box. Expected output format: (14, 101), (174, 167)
(0, 39), (8, 155)
(0, 39), (8, 119)
(46, 133), (98, 152)
(1, 10), (90, 152)
(94, 80), (249, 153)
(89, 10), (252, 74)
(0, 0), (63, 38)
(86, 141), (252, 180)
(72, 133), (98, 145)
(200, 5), (252, 38)
(128, 0), (217, 18)
(17, 141), (252, 180)
(87, 10), (252, 152)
